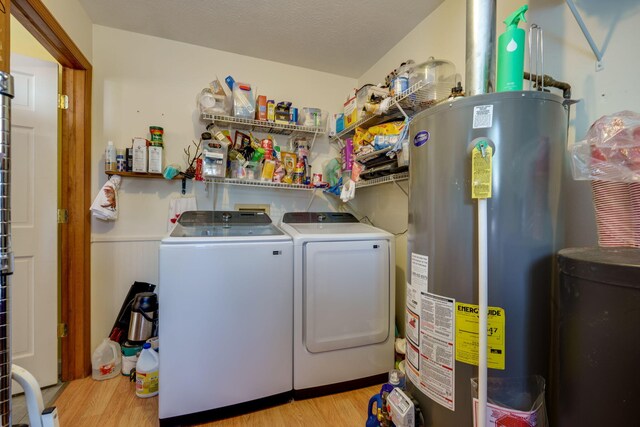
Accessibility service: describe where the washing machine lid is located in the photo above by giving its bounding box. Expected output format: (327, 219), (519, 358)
(282, 212), (359, 224)
(280, 212), (392, 241)
(163, 210), (289, 243)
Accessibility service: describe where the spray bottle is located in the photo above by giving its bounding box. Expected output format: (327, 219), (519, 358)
(496, 5), (528, 92)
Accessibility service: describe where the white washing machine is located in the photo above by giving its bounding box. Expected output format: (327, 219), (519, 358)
(280, 212), (395, 396)
(158, 211), (293, 425)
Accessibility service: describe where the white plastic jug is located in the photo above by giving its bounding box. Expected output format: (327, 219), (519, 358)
(135, 342), (159, 398)
(91, 338), (121, 380)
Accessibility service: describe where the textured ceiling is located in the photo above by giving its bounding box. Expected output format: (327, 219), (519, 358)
(78, 0), (444, 78)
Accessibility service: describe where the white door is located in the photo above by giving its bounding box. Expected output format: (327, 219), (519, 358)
(10, 53), (59, 389)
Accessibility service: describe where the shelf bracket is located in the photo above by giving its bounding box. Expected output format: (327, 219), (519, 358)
(392, 176), (409, 196)
(181, 176), (187, 195)
(392, 97), (409, 121)
(305, 188), (317, 211)
(565, 0), (604, 71)
(309, 129), (319, 153)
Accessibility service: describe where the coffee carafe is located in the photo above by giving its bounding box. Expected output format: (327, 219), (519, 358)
(128, 292), (158, 343)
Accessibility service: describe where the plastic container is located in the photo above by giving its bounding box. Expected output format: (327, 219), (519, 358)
(121, 342), (142, 377)
(92, 338), (121, 380)
(116, 149), (126, 172)
(202, 140), (229, 178)
(232, 82), (255, 119)
(391, 62), (412, 96)
(409, 57), (457, 103)
(135, 342), (159, 398)
(105, 141), (116, 172)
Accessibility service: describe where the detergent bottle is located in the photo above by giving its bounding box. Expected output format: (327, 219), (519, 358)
(496, 5), (528, 92)
(366, 394), (383, 427)
(135, 342), (159, 398)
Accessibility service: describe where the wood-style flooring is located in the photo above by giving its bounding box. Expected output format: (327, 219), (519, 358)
(52, 375), (380, 426)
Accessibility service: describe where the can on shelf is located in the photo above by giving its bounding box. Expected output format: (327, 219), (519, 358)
(149, 126), (164, 144)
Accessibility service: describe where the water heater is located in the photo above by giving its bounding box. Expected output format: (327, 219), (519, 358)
(406, 91), (568, 426)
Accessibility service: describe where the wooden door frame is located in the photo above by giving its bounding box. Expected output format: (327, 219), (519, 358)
(10, 0), (92, 380)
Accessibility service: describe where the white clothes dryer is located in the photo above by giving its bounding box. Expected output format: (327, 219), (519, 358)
(159, 211), (293, 425)
(280, 212), (395, 397)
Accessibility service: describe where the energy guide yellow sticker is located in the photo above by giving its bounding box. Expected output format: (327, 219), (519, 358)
(471, 145), (492, 199)
(455, 302), (505, 370)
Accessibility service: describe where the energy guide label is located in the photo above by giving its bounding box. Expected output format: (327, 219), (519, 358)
(455, 302), (505, 370)
(414, 292), (455, 411)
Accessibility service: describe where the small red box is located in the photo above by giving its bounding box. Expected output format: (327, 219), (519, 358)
(256, 95), (267, 121)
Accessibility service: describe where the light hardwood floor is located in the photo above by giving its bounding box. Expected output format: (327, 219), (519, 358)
(52, 375), (380, 426)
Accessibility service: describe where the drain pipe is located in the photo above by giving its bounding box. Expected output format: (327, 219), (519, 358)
(0, 71), (14, 427)
(466, 1), (496, 426)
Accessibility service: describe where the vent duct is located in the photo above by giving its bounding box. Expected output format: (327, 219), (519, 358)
(465, 0), (497, 96)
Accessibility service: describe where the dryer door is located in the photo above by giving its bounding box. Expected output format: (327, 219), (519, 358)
(304, 239), (390, 353)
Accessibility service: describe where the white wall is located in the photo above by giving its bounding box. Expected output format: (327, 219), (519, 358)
(90, 25), (355, 350)
(353, 0), (640, 335)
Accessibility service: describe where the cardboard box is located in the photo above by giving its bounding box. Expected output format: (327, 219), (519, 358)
(132, 138), (148, 172)
(343, 94), (357, 128)
(256, 95), (267, 121)
(148, 146), (163, 173)
(275, 102), (292, 125)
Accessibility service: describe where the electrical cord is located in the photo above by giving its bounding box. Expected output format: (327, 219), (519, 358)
(359, 215), (407, 236)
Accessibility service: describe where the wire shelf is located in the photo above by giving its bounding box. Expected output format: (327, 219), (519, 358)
(330, 80), (451, 143)
(355, 172), (409, 188)
(205, 177), (315, 190)
(202, 114), (325, 136)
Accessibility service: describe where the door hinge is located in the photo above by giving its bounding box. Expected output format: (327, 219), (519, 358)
(57, 209), (68, 224)
(58, 323), (68, 338)
(58, 94), (69, 110)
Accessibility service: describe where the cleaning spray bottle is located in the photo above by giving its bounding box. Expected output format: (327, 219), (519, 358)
(496, 5), (528, 92)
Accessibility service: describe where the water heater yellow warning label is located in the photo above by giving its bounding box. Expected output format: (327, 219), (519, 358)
(455, 302), (505, 370)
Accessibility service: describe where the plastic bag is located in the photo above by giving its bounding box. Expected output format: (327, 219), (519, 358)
(471, 376), (548, 427)
(571, 110), (640, 183)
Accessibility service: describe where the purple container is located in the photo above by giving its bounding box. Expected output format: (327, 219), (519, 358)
(342, 138), (354, 172)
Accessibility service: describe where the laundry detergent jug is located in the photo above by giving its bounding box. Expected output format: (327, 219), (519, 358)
(92, 338), (121, 380)
(135, 342), (159, 398)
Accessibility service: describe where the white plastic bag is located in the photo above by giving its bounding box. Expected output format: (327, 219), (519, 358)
(471, 376), (548, 427)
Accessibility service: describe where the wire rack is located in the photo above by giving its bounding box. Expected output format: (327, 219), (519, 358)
(330, 80), (451, 143)
(205, 177), (315, 190)
(202, 114), (325, 136)
(355, 172), (409, 188)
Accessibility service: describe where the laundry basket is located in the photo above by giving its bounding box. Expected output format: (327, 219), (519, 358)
(571, 111), (640, 247)
(591, 180), (640, 248)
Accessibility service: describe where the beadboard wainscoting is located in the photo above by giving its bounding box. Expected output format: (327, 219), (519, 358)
(91, 237), (162, 352)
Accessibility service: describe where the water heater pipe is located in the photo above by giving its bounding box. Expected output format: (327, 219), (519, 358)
(478, 197), (488, 427)
(465, 0), (497, 96)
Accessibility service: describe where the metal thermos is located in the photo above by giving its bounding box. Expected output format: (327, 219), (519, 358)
(128, 292), (158, 343)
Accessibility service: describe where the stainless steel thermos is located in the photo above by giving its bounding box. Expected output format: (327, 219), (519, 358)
(128, 292), (158, 343)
